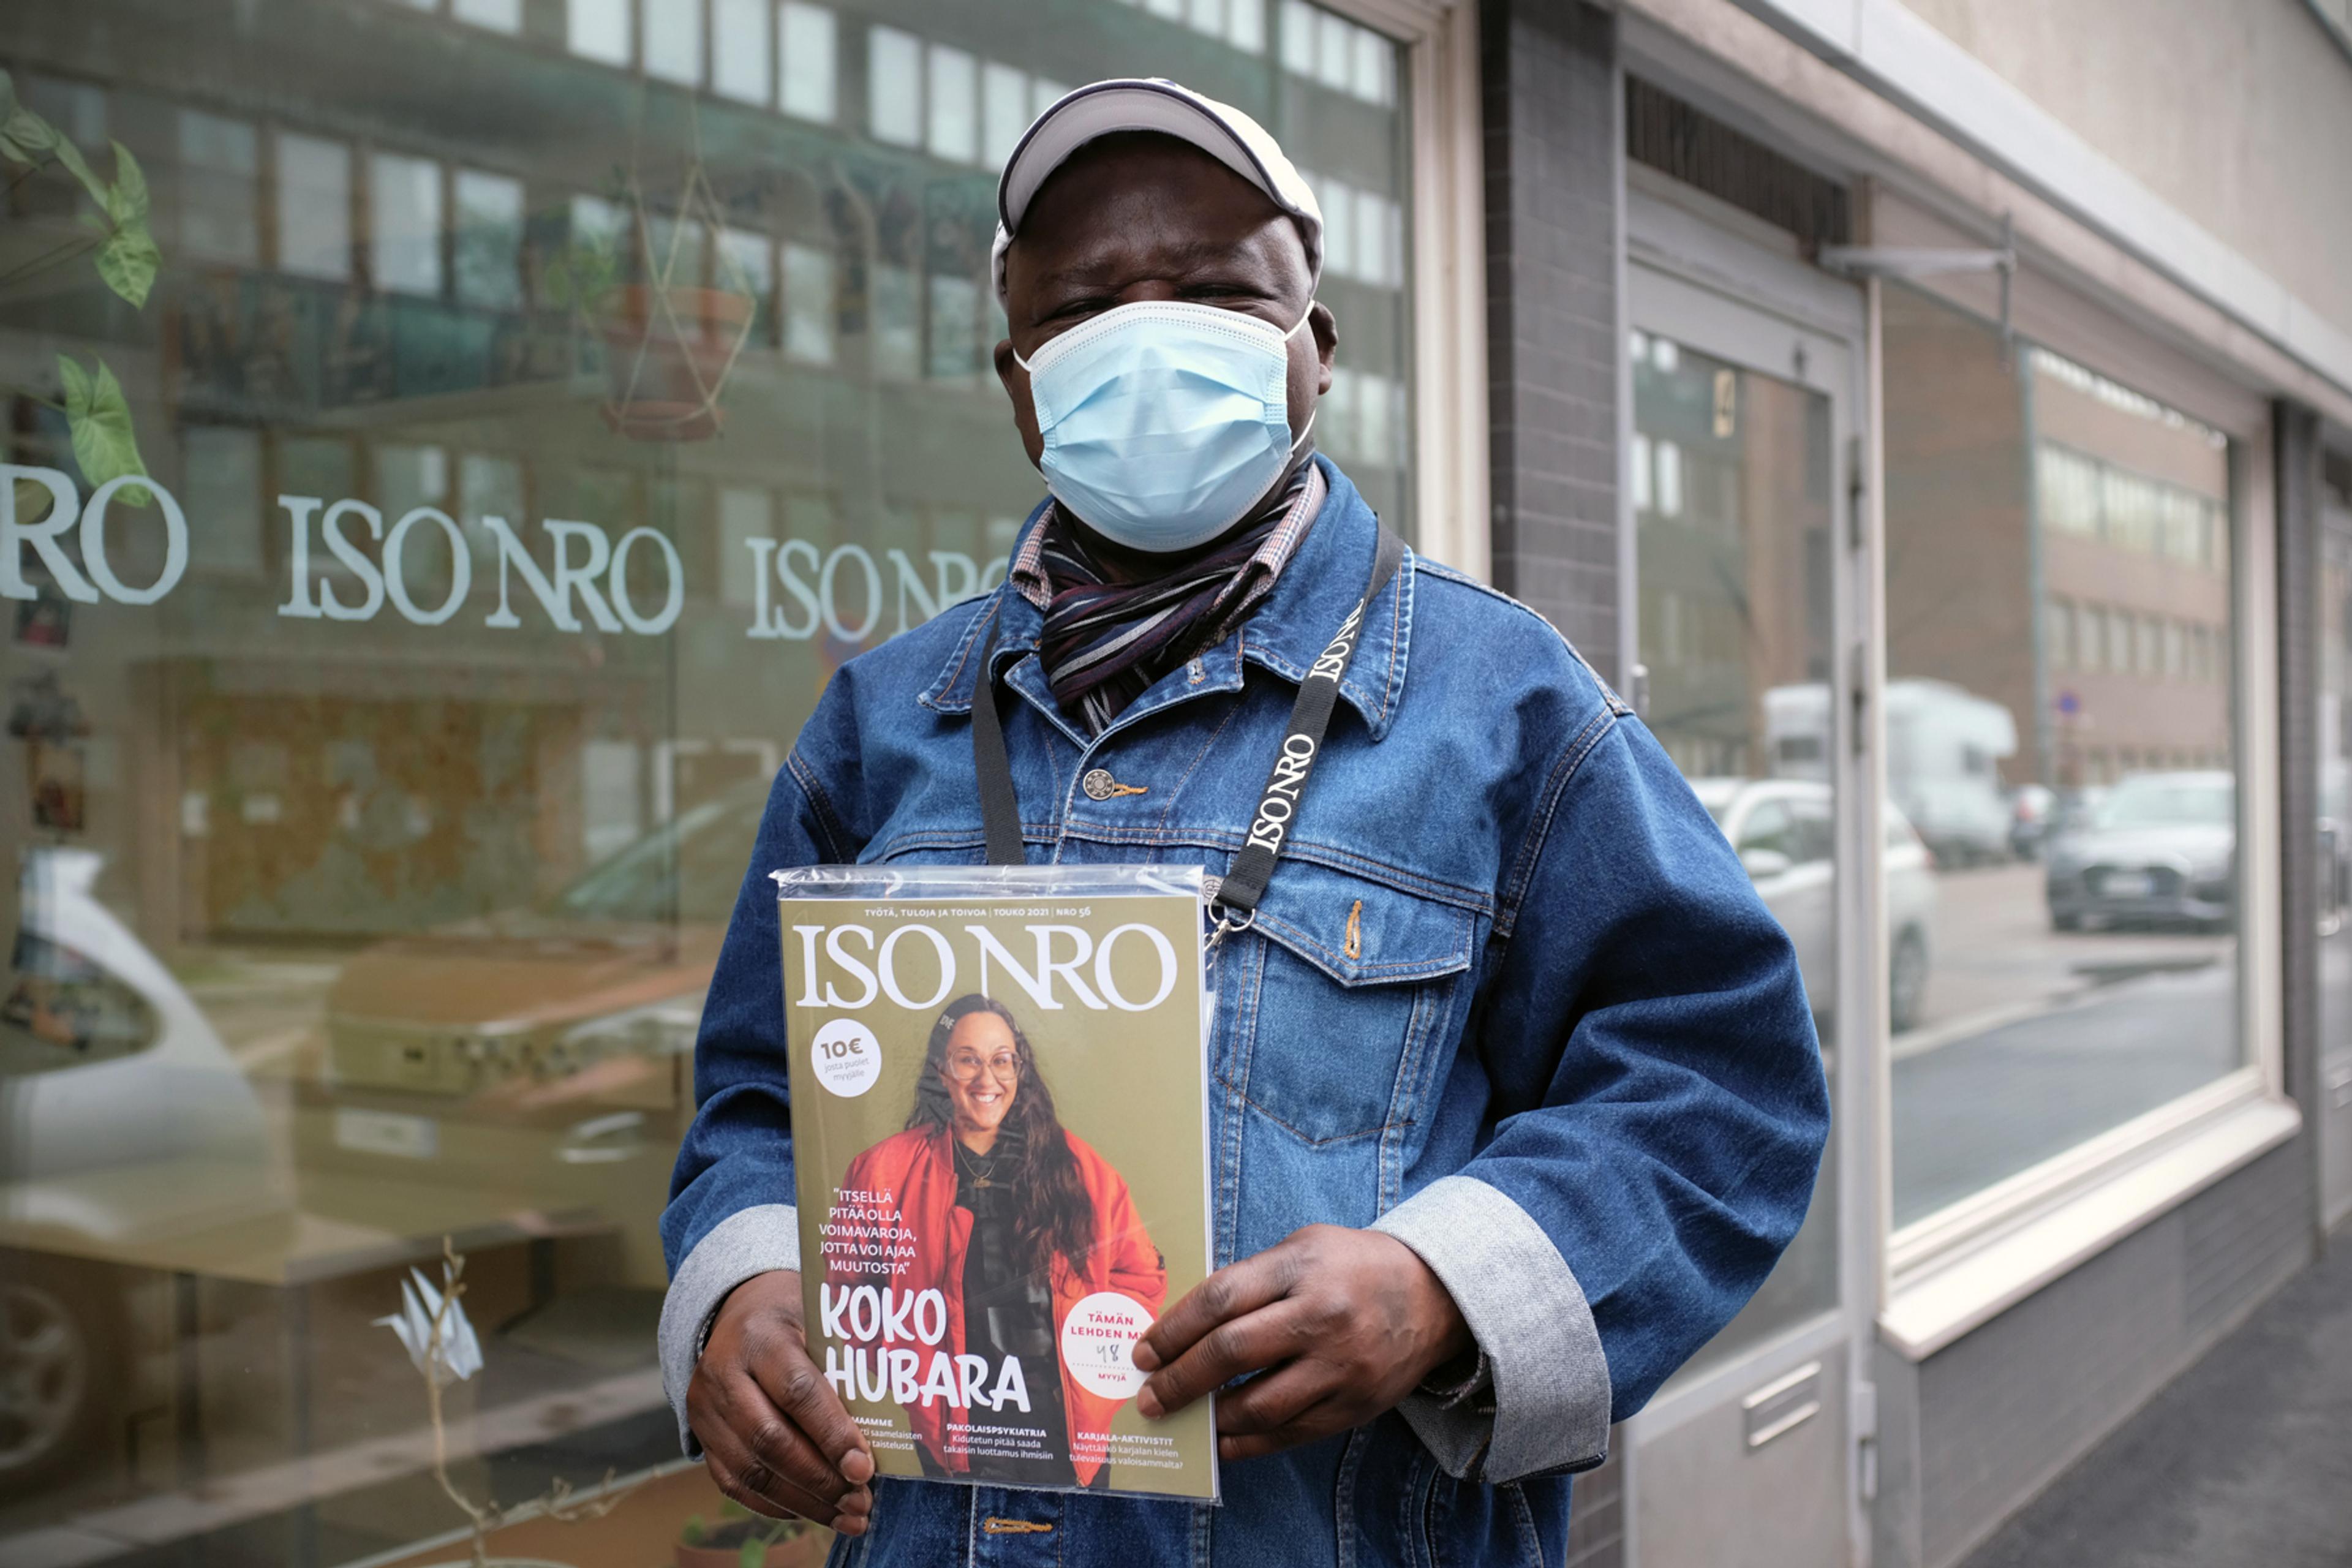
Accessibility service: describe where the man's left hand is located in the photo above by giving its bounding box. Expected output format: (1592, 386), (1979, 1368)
(1129, 1224), (1472, 1463)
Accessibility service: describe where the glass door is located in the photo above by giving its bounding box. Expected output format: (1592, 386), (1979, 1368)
(1619, 259), (1872, 1568)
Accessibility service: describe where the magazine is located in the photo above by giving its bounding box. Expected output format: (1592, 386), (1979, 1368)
(774, 863), (1218, 1502)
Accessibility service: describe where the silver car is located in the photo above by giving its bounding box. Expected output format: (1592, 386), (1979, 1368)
(2045, 771), (2236, 932)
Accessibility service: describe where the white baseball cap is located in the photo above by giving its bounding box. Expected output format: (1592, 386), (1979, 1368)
(990, 78), (1324, 302)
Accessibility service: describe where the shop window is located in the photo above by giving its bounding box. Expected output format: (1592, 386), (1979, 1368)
(369, 151), (443, 295)
(275, 131), (352, 280)
(2045, 596), (2075, 671)
(452, 0), (522, 30)
(868, 24), (923, 147)
(177, 108), (260, 265)
(1231, 0), (1267, 51)
(782, 238), (835, 364)
(568, 0), (633, 64)
(1883, 285), (2238, 1230)
(712, 0), (772, 104)
(0, 0), (1423, 1545)
(871, 261), (919, 379)
(643, 0), (704, 85)
(1635, 330), (1839, 1381)
(926, 43), (979, 164)
(718, 228), (775, 342)
(926, 273), (982, 382)
(453, 168), (524, 309)
(778, 1), (837, 122)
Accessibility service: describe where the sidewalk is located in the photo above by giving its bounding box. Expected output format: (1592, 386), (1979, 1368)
(1958, 1226), (2352, 1568)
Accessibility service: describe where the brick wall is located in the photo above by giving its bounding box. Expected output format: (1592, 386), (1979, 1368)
(1481, 0), (1623, 681)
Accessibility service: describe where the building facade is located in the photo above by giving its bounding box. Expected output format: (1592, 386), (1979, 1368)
(0, 1), (2347, 1565)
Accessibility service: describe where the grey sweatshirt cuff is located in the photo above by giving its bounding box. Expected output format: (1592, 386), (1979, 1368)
(1372, 1174), (1611, 1482)
(657, 1203), (802, 1455)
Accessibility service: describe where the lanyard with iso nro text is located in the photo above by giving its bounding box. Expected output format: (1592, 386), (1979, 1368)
(970, 524), (1407, 946)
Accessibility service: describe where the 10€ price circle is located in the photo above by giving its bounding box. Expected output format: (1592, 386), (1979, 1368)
(809, 1018), (880, 1097)
(1060, 1291), (1153, 1400)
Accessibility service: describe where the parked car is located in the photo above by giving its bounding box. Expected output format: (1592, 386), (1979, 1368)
(0, 849), (291, 1495)
(1690, 777), (1939, 1032)
(311, 779), (766, 1292)
(2045, 771), (2236, 931)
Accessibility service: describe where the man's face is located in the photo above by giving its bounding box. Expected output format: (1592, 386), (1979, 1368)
(993, 134), (1337, 478)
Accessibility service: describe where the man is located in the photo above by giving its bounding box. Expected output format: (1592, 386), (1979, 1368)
(660, 79), (1828, 1565)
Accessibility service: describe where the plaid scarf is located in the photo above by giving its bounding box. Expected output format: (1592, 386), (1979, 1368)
(1037, 470), (1313, 734)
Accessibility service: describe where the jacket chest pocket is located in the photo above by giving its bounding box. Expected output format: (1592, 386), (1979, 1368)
(1220, 860), (1476, 1145)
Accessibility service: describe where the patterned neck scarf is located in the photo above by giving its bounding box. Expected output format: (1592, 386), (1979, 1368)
(1036, 466), (1318, 734)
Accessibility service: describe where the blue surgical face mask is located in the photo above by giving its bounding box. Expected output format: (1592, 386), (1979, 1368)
(1015, 299), (1315, 553)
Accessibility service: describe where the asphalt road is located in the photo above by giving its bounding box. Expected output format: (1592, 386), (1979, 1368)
(1891, 861), (2240, 1226)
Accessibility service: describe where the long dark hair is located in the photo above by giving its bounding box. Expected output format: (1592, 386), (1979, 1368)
(907, 994), (1096, 1280)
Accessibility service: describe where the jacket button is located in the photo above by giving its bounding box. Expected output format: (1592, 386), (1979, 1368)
(1081, 768), (1147, 801)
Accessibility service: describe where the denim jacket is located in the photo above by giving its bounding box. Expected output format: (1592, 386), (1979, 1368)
(659, 456), (1830, 1568)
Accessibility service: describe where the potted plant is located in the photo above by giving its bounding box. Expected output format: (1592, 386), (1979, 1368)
(676, 1501), (824, 1568)
(379, 1240), (645, 1568)
(595, 270), (755, 442)
(562, 99), (757, 443)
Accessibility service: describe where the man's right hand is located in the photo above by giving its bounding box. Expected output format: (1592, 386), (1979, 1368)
(687, 1270), (875, 1536)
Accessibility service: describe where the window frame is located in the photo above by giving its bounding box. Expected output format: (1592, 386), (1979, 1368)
(1324, 0), (1487, 578)
(1863, 221), (2295, 1357)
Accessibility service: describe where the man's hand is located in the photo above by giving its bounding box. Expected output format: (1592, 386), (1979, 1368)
(1129, 1225), (1472, 1463)
(687, 1271), (876, 1535)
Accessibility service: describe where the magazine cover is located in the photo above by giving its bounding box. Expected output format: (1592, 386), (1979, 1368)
(774, 863), (1217, 1502)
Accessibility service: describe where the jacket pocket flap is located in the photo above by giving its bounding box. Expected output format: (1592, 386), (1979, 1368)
(1243, 859), (1476, 987)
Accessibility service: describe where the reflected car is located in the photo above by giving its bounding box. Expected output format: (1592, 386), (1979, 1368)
(1690, 778), (1939, 1032)
(0, 850), (291, 1494)
(311, 781), (767, 1289)
(2045, 771), (2236, 932)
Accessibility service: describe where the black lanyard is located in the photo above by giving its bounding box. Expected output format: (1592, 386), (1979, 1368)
(969, 525), (1406, 938)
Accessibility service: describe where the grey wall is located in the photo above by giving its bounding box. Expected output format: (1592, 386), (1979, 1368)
(2279, 400), (2328, 1186)
(1871, 1142), (2315, 1568)
(1480, 0), (1623, 680)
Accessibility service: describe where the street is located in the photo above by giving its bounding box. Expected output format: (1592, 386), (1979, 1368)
(1893, 861), (2239, 1226)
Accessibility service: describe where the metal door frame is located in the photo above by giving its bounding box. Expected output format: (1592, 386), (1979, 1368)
(1619, 190), (1882, 1568)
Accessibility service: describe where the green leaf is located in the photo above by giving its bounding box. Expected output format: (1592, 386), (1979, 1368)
(95, 217), (159, 307)
(104, 141), (149, 226)
(737, 1537), (766, 1568)
(48, 134), (106, 209)
(679, 1517), (705, 1546)
(58, 354), (152, 507)
(1, 73), (61, 167)
(88, 144), (157, 307)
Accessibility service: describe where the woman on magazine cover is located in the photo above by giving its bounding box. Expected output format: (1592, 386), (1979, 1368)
(826, 994), (1166, 1490)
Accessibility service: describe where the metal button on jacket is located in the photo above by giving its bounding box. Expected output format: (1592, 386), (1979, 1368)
(1080, 768), (1146, 801)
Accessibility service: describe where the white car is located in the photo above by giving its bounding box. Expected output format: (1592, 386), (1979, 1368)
(1690, 778), (1940, 1033)
(0, 849), (291, 1494)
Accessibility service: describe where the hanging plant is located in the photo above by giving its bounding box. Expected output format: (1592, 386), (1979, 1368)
(595, 100), (758, 443)
(0, 69), (159, 504)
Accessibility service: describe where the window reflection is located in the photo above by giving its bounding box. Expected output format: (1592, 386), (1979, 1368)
(1883, 287), (2239, 1229)
(0, 0), (1415, 1541)
(1635, 330), (1839, 1381)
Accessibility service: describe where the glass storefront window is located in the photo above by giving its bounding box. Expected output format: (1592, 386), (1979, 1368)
(1632, 325), (1838, 1380)
(1882, 286), (2241, 1231)
(0, 0), (1415, 1555)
